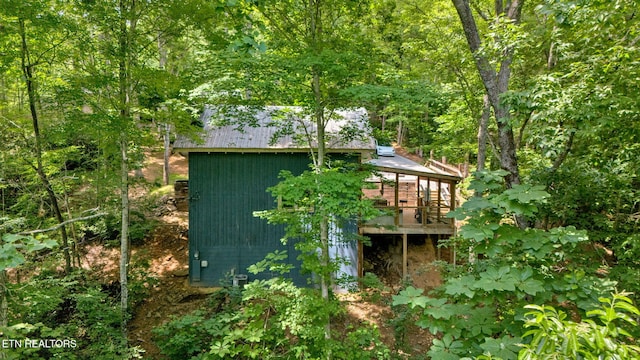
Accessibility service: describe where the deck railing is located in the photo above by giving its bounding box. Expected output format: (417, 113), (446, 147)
(364, 204), (453, 228)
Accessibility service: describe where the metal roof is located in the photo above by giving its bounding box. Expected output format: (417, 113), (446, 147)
(367, 155), (462, 182)
(174, 106), (375, 153)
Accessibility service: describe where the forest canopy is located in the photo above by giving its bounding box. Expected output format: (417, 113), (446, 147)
(0, 0), (638, 359)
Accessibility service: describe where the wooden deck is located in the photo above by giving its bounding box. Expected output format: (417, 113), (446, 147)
(360, 178), (456, 236)
(357, 156), (461, 281)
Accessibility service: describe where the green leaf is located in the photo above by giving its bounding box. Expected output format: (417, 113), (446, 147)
(614, 300), (640, 316)
(444, 275), (477, 298)
(428, 334), (465, 360)
(461, 197), (496, 212)
(519, 229), (547, 250)
(467, 307), (498, 336)
(518, 278), (545, 296)
(0, 234), (57, 271)
(423, 302), (459, 321)
(479, 335), (521, 359)
(504, 185), (550, 204)
(460, 223), (496, 242)
(475, 266), (517, 292)
(392, 286), (426, 308)
(2, 234), (25, 243)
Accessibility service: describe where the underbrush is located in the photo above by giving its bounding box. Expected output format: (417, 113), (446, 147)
(3, 265), (154, 359)
(153, 278), (393, 360)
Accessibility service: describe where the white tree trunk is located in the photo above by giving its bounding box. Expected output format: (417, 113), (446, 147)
(119, 137), (130, 339)
(163, 123), (171, 186)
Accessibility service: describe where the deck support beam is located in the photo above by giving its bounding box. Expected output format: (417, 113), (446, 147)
(394, 173), (400, 225)
(358, 229), (364, 278)
(402, 233), (408, 280)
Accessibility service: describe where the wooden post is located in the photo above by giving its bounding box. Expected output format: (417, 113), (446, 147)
(402, 233), (408, 280)
(358, 230), (364, 278)
(451, 181), (456, 211)
(416, 176), (422, 225)
(395, 173), (400, 226)
(426, 177), (431, 223)
(437, 179), (442, 222)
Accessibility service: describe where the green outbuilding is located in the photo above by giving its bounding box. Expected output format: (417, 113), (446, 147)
(173, 106), (375, 287)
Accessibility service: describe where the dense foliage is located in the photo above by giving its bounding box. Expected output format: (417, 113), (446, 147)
(0, 0), (638, 358)
(2, 267), (154, 359)
(154, 257), (390, 360)
(393, 170), (621, 359)
(517, 292), (640, 360)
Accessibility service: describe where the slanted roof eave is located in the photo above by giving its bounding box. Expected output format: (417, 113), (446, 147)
(367, 155), (462, 182)
(173, 147), (372, 154)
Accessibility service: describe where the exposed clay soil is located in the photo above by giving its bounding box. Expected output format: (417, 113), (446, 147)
(126, 152), (219, 358)
(127, 215), (215, 358)
(108, 149), (441, 358)
(73, 151), (201, 358)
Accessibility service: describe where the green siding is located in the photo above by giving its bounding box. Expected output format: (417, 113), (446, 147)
(189, 152), (310, 286)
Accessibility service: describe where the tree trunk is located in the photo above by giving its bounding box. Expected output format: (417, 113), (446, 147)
(118, 0), (132, 342)
(310, 0), (332, 352)
(477, 94), (490, 174)
(163, 124), (171, 186)
(158, 32), (171, 186)
(550, 131), (574, 173)
(0, 269), (7, 360)
(62, 173), (81, 268)
(0, 270), (7, 328)
(451, 0), (523, 190)
(396, 119), (403, 146)
(18, 19), (72, 273)
(119, 136), (130, 339)
(313, 52), (332, 349)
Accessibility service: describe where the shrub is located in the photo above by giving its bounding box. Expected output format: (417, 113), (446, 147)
(155, 253), (391, 359)
(518, 292), (640, 360)
(5, 272), (129, 359)
(393, 170), (618, 359)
